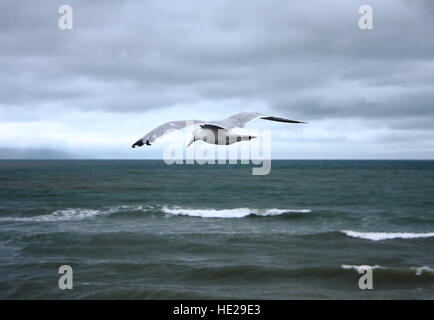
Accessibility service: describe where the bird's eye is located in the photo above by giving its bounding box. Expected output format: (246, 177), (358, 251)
(203, 136), (207, 142)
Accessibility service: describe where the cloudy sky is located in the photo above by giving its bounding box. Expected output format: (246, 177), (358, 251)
(0, 0), (433, 159)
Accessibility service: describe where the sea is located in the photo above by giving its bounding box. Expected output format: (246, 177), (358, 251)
(0, 160), (433, 299)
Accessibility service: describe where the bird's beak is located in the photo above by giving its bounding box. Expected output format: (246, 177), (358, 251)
(187, 138), (194, 148)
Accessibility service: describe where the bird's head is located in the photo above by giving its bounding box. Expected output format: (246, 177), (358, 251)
(187, 128), (206, 147)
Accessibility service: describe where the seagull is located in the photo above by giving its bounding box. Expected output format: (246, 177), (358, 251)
(132, 112), (306, 148)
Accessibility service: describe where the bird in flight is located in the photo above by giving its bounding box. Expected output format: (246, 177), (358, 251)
(132, 112), (306, 148)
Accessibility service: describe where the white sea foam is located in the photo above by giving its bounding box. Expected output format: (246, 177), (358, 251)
(342, 264), (434, 276)
(0, 205), (310, 222)
(410, 266), (434, 276)
(341, 264), (385, 272)
(0, 205), (149, 222)
(161, 207), (311, 218)
(341, 230), (434, 241)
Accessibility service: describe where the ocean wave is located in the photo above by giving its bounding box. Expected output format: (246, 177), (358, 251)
(341, 264), (434, 276)
(161, 206), (311, 218)
(0, 205), (311, 222)
(411, 266), (434, 276)
(341, 264), (385, 272)
(0, 205), (149, 222)
(341, 230), (434, 241)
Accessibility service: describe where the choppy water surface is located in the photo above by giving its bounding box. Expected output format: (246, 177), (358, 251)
(0, 160), (433, 299)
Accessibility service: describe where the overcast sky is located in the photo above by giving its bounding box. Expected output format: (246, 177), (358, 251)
(0, 0), (433, 159)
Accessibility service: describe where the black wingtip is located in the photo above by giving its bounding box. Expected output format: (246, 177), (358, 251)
(132, 139), (151, 148)
(261, 116), (307, 124)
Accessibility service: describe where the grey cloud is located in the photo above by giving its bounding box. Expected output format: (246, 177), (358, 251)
(0, 0), (433, 158)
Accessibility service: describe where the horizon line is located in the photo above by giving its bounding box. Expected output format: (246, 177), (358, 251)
(1, 158), (434, 161)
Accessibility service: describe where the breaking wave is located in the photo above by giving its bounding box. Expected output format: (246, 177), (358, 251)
(410, 266), (434, 276)
(0, 205), (149, 222)
(0, 205), (311, 222)
(341, 230), (434, 241)
(161, 207), (311, 218)
(341, 264), (434, 276)
(341, 264), (385, 272)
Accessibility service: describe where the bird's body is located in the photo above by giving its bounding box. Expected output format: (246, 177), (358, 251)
(191, 127), (256, 146)
(132, 112), (306, 148)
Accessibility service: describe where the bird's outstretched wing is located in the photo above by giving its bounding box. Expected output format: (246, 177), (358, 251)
(132, 120), (204, 148)
(204, 112), (306, 130)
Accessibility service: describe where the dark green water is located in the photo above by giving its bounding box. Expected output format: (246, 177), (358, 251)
(0, 160), (433, 299)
